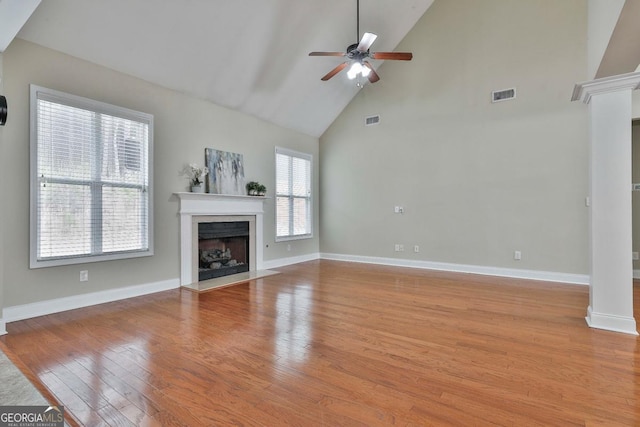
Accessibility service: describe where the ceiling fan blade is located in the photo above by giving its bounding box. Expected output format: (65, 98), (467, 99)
(370, 52), (413, 61)
(321, 62), (349, 81)
(309, 52), (347, 57)
(363, 61), (380, 83)
(357, 32), (377, 52)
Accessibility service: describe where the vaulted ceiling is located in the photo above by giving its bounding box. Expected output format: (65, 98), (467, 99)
(595, 0), (640, 78)
(9, 0), (435, 137)
(3, 0), (640, 138)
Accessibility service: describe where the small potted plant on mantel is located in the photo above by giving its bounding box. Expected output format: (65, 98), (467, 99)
(180, 163), (208, 193)
(246, 181), (266, 196)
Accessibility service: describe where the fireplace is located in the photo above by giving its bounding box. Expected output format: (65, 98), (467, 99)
(175, 192), (267, 289)
(198, 221), (250, 281)
(191, 214), (256, 286)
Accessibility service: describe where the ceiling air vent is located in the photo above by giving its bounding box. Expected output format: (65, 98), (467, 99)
(491, 88), (516, 103)
(365, 115), (380, 126)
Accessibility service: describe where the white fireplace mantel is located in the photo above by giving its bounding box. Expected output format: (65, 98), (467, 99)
(174, 192), (267, 286)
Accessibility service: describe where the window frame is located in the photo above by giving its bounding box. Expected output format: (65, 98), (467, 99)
(275, 146), (313, 242)
(29, 85), (154, 268)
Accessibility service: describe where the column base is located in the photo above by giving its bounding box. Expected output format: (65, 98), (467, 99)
(585, 305), (638, 335)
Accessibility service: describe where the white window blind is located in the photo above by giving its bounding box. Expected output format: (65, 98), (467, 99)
(275, 147), (312, 241)
(30, 85), (153, 268)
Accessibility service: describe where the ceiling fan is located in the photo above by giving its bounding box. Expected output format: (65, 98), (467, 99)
(309, 0), (413, 84)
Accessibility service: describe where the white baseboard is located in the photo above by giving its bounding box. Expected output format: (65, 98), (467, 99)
(262, 252), (320, 270)
(585, 305), (638, 335)
(320, 253), (590, 285)
(0, 254), (589, 328)
(2, 278), (180, 324)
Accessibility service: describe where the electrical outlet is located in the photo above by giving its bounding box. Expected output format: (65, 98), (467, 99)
(394, 206), (404, 214)
(394, 244), (400, 252)
(80, 270), (89, 282)
(287, 244), (291, 252)
(514, 250), (521, 261)
(398, 244), (404, 252)
(414, 245), (420, 253)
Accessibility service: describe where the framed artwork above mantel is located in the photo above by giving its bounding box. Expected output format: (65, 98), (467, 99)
(205, 148), (246, 195)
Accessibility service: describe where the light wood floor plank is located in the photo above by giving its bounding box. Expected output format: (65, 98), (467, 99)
(2, 260), (640, 426)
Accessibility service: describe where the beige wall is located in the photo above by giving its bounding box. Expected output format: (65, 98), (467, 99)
(320, 0), (589, 274)
(2, 39), (319, 307)
(633, 90), (640, 118)
(0, 52), (4, 328)
(631, 94), (640, 273)
(633, 122), (640, 271)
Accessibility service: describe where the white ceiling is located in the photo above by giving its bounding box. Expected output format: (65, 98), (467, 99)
(13, 0), (435, 137)
(0, 0), (40, 52)
(596, 0), (640, 78)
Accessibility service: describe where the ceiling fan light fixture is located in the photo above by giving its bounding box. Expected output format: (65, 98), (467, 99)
(347, 62), (363, 79)
(308, 0), (413, 83)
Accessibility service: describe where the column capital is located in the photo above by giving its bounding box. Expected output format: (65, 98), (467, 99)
(571, 71), (640, 104)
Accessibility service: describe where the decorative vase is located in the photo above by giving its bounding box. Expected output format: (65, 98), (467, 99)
(191, 184), (204, 193)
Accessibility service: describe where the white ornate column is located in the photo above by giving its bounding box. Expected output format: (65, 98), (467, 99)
(572, 72), (640, 335)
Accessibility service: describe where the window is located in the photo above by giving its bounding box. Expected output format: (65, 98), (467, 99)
(275, 147), (312, 241)
(30, 85), (153, 268)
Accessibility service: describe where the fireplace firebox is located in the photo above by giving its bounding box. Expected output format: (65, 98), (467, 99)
(198, 221), (250, 281)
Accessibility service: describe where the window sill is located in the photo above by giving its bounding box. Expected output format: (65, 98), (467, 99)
(275, 234), (313, 243)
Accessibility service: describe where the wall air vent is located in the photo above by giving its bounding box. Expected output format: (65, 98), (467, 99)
(491, 88), (516, 103)
(365, 115), (380, 126)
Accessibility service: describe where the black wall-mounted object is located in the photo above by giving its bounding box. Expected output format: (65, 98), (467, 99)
(0, 95), (7, 126)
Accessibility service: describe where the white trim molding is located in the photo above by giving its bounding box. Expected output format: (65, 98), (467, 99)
(2, 278), (179, 325)
(572, 71), (640, 104)
(0, 318), (6, 336)
(586, 306), (639, 335)
(320, 253), (589, 285)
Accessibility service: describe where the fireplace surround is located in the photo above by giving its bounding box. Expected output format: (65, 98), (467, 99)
(174, 192), (267, 289)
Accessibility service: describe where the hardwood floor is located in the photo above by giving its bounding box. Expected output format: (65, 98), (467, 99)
(2, 260), (640, 426)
